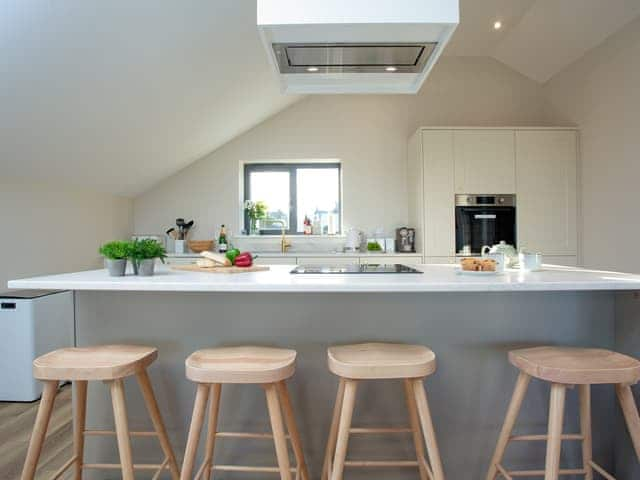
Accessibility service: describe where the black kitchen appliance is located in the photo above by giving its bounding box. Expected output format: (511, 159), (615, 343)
(291, 264), (422, 274)
(455, 194), (516, 255)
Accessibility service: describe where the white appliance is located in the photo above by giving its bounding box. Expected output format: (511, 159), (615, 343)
(257, 0), (459, 94)
(0, 290), (74, 401)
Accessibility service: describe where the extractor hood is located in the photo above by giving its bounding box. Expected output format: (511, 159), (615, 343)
(257, 0), (459, 94)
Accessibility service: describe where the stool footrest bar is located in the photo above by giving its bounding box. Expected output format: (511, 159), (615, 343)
(344, 460), (419, 468)
(349, 427), (413, 434)
(82, 463), (170, 470)
(215, 431), (291, 440)
(213, 464), (297, 473)
(589, 460), (616, 480)
(83, 429), (158, 437)
(47, 455), (78, 480)
(509, 433), (583, 441)
(500, 468), (587, 476)
(496, 463), (513, 480)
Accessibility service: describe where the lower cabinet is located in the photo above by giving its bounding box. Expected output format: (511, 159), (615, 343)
(543, 256), (578, 267)
(425, 257), (456, 264)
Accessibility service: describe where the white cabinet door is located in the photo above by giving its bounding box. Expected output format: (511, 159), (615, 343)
(360, 255), (423, 265)
(543, 256), (578, 267)
(454, 130), (515, 194)
(422, 130), (455, 257)
(516, 130), (577, 256)
(298, 256), (359, 265)
(425, 257), (456, 264)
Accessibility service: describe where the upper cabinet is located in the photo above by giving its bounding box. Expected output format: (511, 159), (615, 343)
(453, 130), (515, 194)
(516, 130), (578, 256)
(409, 128), (578, 259)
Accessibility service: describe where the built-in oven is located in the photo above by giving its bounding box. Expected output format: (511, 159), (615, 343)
(455, 194), (516, 255)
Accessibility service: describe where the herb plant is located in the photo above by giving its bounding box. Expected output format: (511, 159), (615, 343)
(99, 241), (131, 260)
(129, 238), (167, 263)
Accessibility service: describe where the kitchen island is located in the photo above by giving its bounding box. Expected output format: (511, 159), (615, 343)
(9, 264), (640, 479)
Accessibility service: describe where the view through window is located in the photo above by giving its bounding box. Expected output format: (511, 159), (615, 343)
(244, 163), (341, 235)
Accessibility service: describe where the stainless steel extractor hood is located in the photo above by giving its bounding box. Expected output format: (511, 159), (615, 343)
(257, 0), (459, 94)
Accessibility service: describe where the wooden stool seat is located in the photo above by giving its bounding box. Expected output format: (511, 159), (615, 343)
(323, 342), (444, 480)
(487, 345), (640, 480)
(22, 344), (179, 480)
(509, 346), (640, 385)
(33, 344), (157, 381)
(185, 345), (296, 383)
(328, 342), (436, 379)
(181, 345), (309, 480)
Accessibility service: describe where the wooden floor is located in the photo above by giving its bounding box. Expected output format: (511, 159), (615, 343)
(0, 385), (73, 480)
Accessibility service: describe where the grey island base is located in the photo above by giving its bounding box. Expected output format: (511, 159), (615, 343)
(9, 265), (640, 479)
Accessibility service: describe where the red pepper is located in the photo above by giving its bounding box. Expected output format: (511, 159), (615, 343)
(234, 252), (253, 267)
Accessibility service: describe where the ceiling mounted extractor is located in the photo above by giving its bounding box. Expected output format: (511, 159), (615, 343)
(257, 0), (459, 94)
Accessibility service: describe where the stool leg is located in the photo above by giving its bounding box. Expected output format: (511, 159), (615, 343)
(404, 379), (429, 480)
(412, 378), (445, 480)
(181, 383), (210, 480)
(73, 381), (87, 480)
(322, 378), (346, 480)
(486, 372), (531, 480)
(615, 384), (640, 461)
(330, 379), (358, 480)
(265, 383), (293, 480)
(277, 381), (310, 480)
(579, 384), (593, 480)
(203, 384), (222, 480)
(544, 383), (567, 480)
(137, 369), (181, 480)
(109, 378), (135, 480)
(20, 380), (58, 480)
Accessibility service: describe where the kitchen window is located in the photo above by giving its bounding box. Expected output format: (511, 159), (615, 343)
(243, 162), (342, 235)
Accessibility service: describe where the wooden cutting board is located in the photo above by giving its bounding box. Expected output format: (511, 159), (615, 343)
(172, 264), (270, 274)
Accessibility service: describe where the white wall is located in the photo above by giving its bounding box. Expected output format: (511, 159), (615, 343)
(134, 57), (558, 242)
(0, 181), (133, 289)
(545, 16), (640, 273)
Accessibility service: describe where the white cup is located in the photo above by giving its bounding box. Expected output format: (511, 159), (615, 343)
(519, 252), (543, 272)
(174, 239), (185, 254)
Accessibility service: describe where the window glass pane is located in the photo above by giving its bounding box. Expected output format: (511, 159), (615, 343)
(249, 171), (290, 229)
(296, 168), (340, 233)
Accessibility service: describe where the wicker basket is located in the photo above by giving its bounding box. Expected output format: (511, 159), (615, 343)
(187, 240), (214, 253)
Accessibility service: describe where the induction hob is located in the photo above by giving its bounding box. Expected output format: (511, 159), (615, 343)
(290, 264), (422, 274)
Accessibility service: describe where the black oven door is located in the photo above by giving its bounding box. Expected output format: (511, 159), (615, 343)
(455, 206), (516, 255)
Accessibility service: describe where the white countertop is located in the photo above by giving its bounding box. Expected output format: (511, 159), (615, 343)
(168, 252), (421, 258)
(8, 264), (640, 293)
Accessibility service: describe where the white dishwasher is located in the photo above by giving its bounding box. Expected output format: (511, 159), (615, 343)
(0, 290), (74, 401)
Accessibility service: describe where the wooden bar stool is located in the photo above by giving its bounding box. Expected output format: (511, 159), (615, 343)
(486, 346), (640, 480)
(322, 342), (445, 480)
(180, 346), (309, 480)
(20, 344), (180, 480)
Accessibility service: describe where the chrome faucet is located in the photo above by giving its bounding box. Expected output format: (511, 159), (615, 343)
(269, 219), (291, 253)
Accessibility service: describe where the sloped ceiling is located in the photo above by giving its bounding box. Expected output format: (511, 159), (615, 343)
(1, 0), (639, 196)
(0, 1), (299, 196)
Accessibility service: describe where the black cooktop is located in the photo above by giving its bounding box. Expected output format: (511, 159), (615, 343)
(290, 264), (422, 274)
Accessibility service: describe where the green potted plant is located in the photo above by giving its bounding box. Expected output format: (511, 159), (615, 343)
(244, 200), (268, 235)
(99, 241), (131, 276)
(129, 238), (167, 276)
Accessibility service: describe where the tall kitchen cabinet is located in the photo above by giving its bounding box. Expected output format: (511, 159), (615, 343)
(516, 130), (578, 259)
(408, 128), (579, 265)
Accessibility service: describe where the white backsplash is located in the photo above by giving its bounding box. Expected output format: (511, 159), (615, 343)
(231, 235), (347, 253)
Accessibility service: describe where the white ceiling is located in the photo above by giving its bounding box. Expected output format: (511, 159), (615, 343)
(1, 0), (638, 196)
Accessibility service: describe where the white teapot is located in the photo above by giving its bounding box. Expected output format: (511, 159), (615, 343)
(481, 241), (518, 268)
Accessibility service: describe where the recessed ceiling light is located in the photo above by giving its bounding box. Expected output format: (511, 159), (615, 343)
(306, 66), (319, 72)
(385, 66), (398, 72)
(493, 20), (502, 30)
